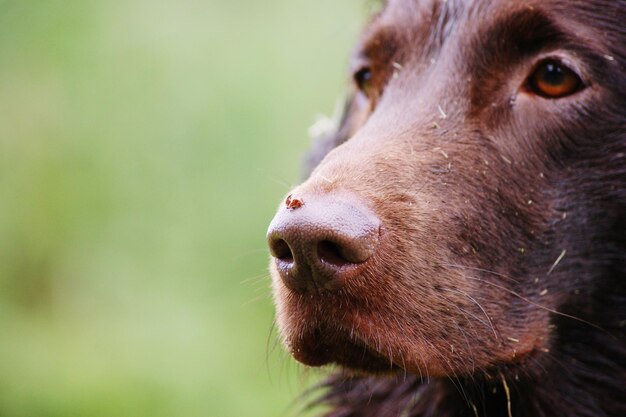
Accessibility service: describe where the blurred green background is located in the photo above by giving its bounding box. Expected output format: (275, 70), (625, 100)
(0, 1), (368, 416)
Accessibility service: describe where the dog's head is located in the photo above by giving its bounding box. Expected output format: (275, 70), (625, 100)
(267, 0), (625, 378)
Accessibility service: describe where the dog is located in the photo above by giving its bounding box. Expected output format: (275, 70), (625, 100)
(267, 0), (625, 416)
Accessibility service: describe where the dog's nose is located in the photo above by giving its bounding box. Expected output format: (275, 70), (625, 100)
(267, 193), (380, 293)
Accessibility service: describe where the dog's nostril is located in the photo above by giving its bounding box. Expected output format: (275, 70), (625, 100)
(271, 238), (294, 262)
(317, 240), (350, 267)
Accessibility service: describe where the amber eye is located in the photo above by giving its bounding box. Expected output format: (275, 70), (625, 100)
(354, 67), (374, 97)
(527, 59), (583, 98)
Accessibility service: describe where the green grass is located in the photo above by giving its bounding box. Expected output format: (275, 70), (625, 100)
(0, 1), (367, 415)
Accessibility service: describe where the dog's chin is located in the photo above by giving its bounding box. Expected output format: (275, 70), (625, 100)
(286, 325), (543, 379)
(277, 292), (548, 379)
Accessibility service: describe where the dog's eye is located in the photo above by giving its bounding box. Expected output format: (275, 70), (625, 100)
(354, 67), (374, 97)
(527, 59), (583, 98)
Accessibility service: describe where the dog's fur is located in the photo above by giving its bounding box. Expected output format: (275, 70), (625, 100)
(270, 1), (626, 416)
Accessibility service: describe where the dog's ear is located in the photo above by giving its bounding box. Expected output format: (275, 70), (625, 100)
(302, 93), (362, 179)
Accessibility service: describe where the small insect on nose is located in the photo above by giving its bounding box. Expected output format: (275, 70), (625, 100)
(267, 193), (381, 293)
(284, 194), (304, 209)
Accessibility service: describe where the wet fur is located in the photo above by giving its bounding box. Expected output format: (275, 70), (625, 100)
(272, 0), (626, 416)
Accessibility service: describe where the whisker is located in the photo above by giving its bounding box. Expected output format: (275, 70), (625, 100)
(239, 272), (270, 285)
(441, 262), (520, 283)
(257, 168), (294, 190)
(421, 347), (431, 384)
(427, 341), (471, 406)
(232, 247), (271, 261)
(444, 287), (499, 340)
(435, 292), (480, 374)
(266, 319), (277, 382)
(242, 288), (273, 306)
(454, 322), (477, 374)
(465, 276), (610, 336)
(400, 352), (409, 382)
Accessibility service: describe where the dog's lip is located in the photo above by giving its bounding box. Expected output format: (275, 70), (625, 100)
(287, 323), (402, 373)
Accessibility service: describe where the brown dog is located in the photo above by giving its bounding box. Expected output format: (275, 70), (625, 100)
(267, 1), (625, 416)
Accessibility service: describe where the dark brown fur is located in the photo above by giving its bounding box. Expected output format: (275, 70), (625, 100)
(271, 1), (626, 416)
